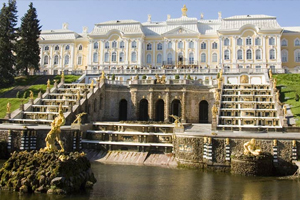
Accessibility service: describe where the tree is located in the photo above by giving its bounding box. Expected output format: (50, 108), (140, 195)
(0, 0), (18, 87)
(16, 2), (41, 75)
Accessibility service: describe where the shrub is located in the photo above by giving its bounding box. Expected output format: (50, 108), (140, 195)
(23, 91), (28, 99)
(16, 91), (20, 98)
(296, 93), (299, 101)
(112, 74), (115, 81)
(142, 75), (147, 80)
(175, 74), (180, 79)
(187, 75), (192, 80)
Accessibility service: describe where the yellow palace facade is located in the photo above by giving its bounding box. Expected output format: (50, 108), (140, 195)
(38, 5), (300, 75)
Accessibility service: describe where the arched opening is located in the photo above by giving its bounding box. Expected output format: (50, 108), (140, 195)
(199, 100), (208, 123)
(178, 53), (183, 64)
(170, 99), (181, 122)
(155, 99), (164, 122)
(119, 99), (127, 121)
(139, 99), (149, 121)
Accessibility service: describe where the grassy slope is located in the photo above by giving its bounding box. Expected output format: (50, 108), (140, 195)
(0, 75), (80, 118)
(274, 74), (300, 126)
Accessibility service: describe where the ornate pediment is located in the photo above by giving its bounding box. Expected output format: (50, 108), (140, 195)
(163, 26), (199, 36)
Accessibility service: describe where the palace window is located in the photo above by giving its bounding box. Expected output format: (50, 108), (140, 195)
(168, 42), (172, 49)
(167, 53), (172, 64)
(54, 45), (59, 51)
(201, 42), (206, 49)
(281, 39), (287, 47)
(224, 50), (230, 60)
(93, 52), (98, 63)
(132, 41), (136, 48)
(237, 50), (243, 60)
(224, 38), (229, 46)
(104, 53), (109, 62)
(189, 41), (194, 49)
(105, 42), (109, 49)
(147, 43), (152, 50)
(157, 54), (162, 63)
(44, 46), (49, 51)
(112, 41), (117, 48)
(256, 49), (261, 60)
(270, 49), (275, 59)
(120, 41), (125, 48)
(178, 41), (183, 49)
(201, 53), (206, 62)
(295, 39), (300, 46)
(269, 37), (275, 45)
(78, 45), (82, 50)
(146, 54), (151, 64)
(120, 52), (124, 62)
(157, 43), (163, 50)
(64, 55), (69, 65)
(189, 53), (194, 64)
(77, 56), (82, 65)
(65, 45), (70, 50)
(295, 50), (300, 62)
(246, 37), (252, 45)
(131, 52), (137, 62)
(246, 49), (252, 60)
(94, 42), (99, 49)
(54, 55), (59, 65)
(237, 38), (242, 46)
(112, 52), (117, 62)
(212, 53), (217, 62)
(212, 42), (217, 49)
(282, 50), (288, 62)
(255, 37), (261, 46)
(43, 55), (48, 65)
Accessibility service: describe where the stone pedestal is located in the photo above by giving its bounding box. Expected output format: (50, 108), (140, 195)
(174, 127), (184, 133)
(211, 118), (217, 131)
(283, 118), (288, 127)
(4, 113), (11, 119)
(29, 99), (34, 104)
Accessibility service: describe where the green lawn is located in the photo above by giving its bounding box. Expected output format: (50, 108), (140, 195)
(274, 74), (300, 126)
(0, 98), (27, 118)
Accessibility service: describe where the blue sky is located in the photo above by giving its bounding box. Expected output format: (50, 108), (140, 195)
(5, 0), (300, 33)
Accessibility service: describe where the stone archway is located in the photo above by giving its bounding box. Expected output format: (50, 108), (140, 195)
(139, 99), (149, 121)
(199, 100), (208, 123)
(119, 99), (127, 121)
(155, 99), (164, 121)
(170, 99), (181, 122)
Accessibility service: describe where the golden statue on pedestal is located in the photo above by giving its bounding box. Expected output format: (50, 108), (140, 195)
(47, 79), (50, 88)
(240, 75), (249, 84)
(181, 5), (188, 17)
(212, 104), (218, 119)
(29, 90), (34, 99)
(283, 105), (287, 117)
(43, 104), (65, 152)
(6, 102), (11, 113)
(72, 112), (87, 125)
(170, 115), (181, 128)
(243, 139), (261, 156)
(101, 71), (106, 80)
(273, 78), (277, 89)
(269, 68), (273, 80)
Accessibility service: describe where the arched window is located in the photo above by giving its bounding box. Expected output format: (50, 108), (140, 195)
(54, 45), (59, 51)
(237, 38), (242, 46)
(93, 52), (98, 63)
(295, 50), (300, 62)
(64, 55), (69, 65)
(212, 42), (217, 49)
(112, 41), (117, 48)
(212, 53), (217, 62)
(269, 37), (275, 45)
(189, 41), (194, 49)
(65, 45), (70, 50)
(270, 49), (275, 59)
(201, 53), (206, 62)
(147, 43), (152, 50)
(167, 53), (172, 64)
(282, 50), (288, 62)
(168, 41), (172, 49)
(54, 55), (59, 65)
(77, 56), (82, 65)
(132, 41), (136, 48)
(119, 52), (124, 62)
(281, 39), (287, 47)
(201, 42), (206, 49)
(224, 50), (229, 60)
(78, 45), (82, 50)
(112, 52), (117, 62)
(189, 53), (194, 64)
(44, 55), (48, 65)
(131, 52), (137, 62)
(120, 41), (125, 48)
(295, 39), (300, 46)
(178, 41), (183, 49)
(104, 53), (109, 62)
(255, 37), (261, 46)
(224, 38), (229, 46)
(105, 41), (109, 49)
(256, 49), (261, 60)
(246, 49), (252, 60)
(157, 43), (162, 50)
(146, 54), (151, 64)
(44, 46), (49, 51)
(246, 37), (252, 45)
(237, 50), (243, 60)
(94, 42), (99, 49)
(157, 54), (162, 63)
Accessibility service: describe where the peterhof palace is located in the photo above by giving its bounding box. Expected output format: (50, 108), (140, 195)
(38, 5), (300, 75)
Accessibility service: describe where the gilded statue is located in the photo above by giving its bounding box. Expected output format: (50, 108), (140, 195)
(72, 112), (87, 125)
(29, 90), (34, 99)
(240, 75), (249, 84)
(47, 79), (50, 88)
(226, 138), (230, 145)
(44, 104), (65, 152)
(243, 139), (261, 156)
(219, 69), (223, 79)
(6, 102), (11, 113)
(170, 115), (181, 128)
(90, 79), (94, 89)
(269, 68), (273, 79)
(77, 90), (81, 101)
(218, 78), (222, 89)
(155, 74), (165, 84)
(61, 71), (65, 80)
(283, 105), (287, 117)
(276, 90), (280, 103)
(212, 104), (218, 119)
(293, 140), (297, 147)
(215, 90), (220, 101)
(273, 78), (277, 89)
(273, 139), (277, 147)
(181, 5), (188, 16)
(101, 71), (106, 80)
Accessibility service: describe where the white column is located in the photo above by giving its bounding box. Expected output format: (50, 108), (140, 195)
(185, 40), (188, 65)
(49, 45), (53, 70)
(163, 40), (167, 64)
(138, 39), (142, 67)
(262, 36), (266, 63)
(195, 39), (199, 66)
(219, 37), (223, 68)
(206, 39), (210, 67)
(276, 36), (281, 65)
(232, 36), (236, 68)
(70, 44), (74, 70)
(60, 46), (63, 70)
(127, 39), (130, 66)
(100, 40), (104, 66)
(40, 45), (44, 66)
(88, 41), (92, 66)
(152, 41), (156, 66)
(173, 40), (176, 65)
